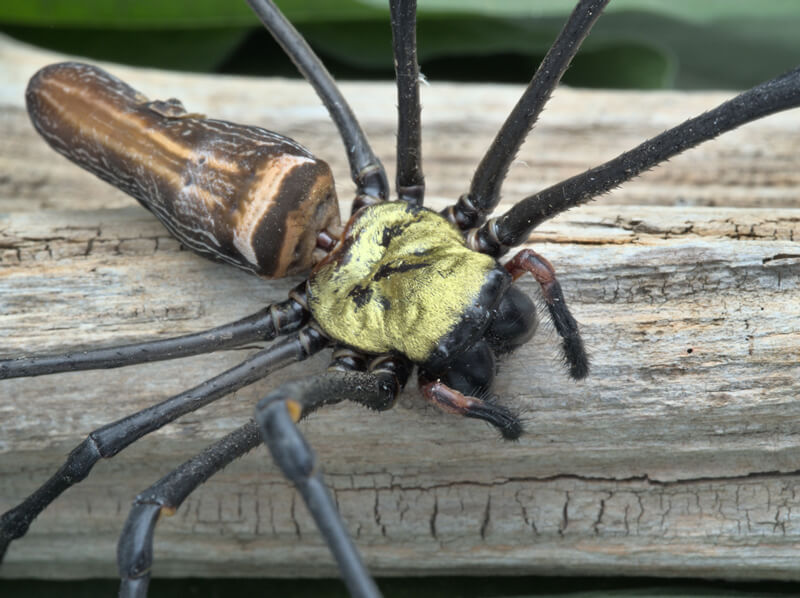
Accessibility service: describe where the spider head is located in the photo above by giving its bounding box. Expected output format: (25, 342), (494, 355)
(419, 282), (538, 398)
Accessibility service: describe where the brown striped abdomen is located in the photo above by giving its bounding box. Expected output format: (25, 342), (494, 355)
(26, 62), (340, 278)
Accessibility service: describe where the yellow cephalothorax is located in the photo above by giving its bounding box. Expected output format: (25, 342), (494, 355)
(307, 201), (508, 365)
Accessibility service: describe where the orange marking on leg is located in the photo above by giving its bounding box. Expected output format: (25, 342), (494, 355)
(285, 399), (303, 423)
(420, 381), (477, 415)
(505, 248), (562, 304)
(505, 248), (556, 283)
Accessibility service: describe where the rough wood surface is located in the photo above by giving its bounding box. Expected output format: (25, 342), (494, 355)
(1, 36), (799, 581)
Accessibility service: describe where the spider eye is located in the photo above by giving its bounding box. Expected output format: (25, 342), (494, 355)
(428, 340), (496, 397)
(485, 285), (538, 355)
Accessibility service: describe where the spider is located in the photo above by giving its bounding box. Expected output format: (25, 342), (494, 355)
(2, 0), (800, 596)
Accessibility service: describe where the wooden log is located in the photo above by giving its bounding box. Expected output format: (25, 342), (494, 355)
(1, 35), (799, 582)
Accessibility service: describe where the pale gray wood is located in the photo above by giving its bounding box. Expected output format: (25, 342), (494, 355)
(1, 35), (799, 581)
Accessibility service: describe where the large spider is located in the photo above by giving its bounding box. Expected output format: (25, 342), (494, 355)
(2, 0), (800, 596)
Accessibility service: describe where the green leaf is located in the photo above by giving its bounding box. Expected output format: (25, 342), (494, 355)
(1, 1), (800, 89)
(2, 26), (249, 71)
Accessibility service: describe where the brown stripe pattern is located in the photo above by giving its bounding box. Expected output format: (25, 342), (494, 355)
(26, 62), (340, 278)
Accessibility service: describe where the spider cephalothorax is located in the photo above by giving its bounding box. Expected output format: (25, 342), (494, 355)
(2, 0), (800, 597)
(307, 200), (553, 438)
(306, 198), (573, 433)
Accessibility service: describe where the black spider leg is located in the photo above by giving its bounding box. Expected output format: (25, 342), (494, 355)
(246, 0), (389, 209)
(0, 326), (328, 563)
(418, 378), (523, 441)
(254, 354), (410, 598)
(117, 352), (410, 598)
(445, 0), (609, 230)
(472, 65), (800, 256)
(505, 249), (588, 379)
(0, 282), (308, 379)
(390, 0), (425, 206)
(117, 421), (262, 598)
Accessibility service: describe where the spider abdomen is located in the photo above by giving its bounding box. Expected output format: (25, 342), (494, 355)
(307, 201), (510, 368)
(25, 62), (340, 278)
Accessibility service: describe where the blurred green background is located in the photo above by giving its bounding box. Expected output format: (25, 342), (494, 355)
(2, 1), (800, 596)
(2, 0), (800, 89)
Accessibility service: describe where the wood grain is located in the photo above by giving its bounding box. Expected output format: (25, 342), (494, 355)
(1, 35), (799, 581)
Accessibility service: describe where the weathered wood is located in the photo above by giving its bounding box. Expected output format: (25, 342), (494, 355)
(1, 35), (799, 582)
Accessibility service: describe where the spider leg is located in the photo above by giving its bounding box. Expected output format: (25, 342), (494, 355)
(246, 0), (389, 206)
(0, 283), (308, 379)
(419, 378), (523, 441)
(254, 359), (409, 598)
(470, 65), (800, 256)
(0, 327), (328, 563)
(505, 249), (588, 379)
(117, 421), (262, 598)
(390, 0), (425, 207)
(446, 0), (608, 230)
(117, 355), (409, 598)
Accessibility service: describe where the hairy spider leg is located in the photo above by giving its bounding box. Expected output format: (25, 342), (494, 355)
(118, 421), (262, 598)
(246, 0), (389, 206)
(254, 359), (409, 598)
(434, 0), (605, 382)
(445, 0), (609, 230)
(117, 355), (410, 598)
(390, 0), (425, 207)
(475, 65), (800, 255)
(505, 249), (588, 379)
(419, 380), (523, 441)
(0, 327), (328, 563)
(0, 283), (309, 379)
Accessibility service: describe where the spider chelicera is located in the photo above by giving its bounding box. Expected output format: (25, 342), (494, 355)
(2, 0), (800, 596)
